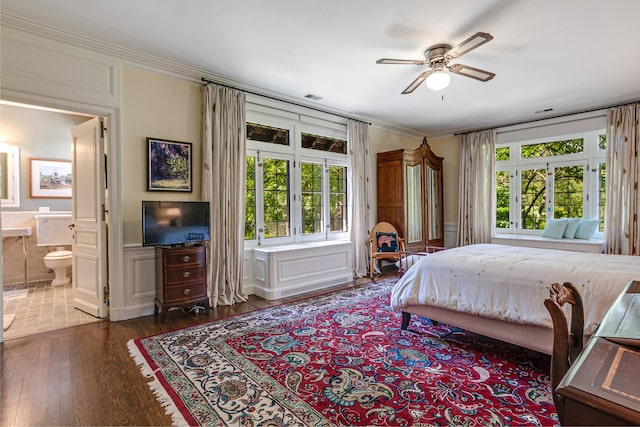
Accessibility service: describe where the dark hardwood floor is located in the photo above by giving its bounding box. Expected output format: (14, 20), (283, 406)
(0, 275), (381, 426)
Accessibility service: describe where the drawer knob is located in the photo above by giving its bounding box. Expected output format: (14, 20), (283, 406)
(182, 255), (191, 262)
(183, 271), (191, 278)
(183, 288), (191, 295)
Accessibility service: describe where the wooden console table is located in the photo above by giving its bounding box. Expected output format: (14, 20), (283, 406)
(556, 280), (640, 425)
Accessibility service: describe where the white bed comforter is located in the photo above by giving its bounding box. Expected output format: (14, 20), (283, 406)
(390, 244), (640, 335)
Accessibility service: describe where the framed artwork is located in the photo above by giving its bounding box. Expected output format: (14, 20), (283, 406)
(147, 137), (192, 192)
(29, 158), (72, 198)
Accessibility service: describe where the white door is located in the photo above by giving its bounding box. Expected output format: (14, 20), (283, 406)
(71, 117), (108, 317)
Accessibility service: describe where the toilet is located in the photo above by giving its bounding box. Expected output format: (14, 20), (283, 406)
(35, 214), (73, 286)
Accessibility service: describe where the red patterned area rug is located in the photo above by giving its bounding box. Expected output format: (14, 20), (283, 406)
(129, 278), (557, 426)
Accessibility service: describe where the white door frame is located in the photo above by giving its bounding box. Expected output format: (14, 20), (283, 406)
(0, 90), (123, 334)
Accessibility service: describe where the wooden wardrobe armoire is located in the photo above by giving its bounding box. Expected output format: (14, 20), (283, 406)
(376, 138), (444, 252)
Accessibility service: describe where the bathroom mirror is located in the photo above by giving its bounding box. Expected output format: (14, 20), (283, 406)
(0, 145), (20, 208)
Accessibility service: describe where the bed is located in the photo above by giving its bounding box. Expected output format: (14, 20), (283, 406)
(390, 243), (640, 354)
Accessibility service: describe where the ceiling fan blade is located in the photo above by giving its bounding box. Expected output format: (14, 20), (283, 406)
(376, 58), (426, 65)
(446, 32), (493, 59)
(401, 72), (428, 94)
(449, 64), (495, 82)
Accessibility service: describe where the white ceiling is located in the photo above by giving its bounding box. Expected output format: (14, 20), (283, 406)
(2, 0), (640, 136)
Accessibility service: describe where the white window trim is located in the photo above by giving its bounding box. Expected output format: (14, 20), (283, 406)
(245, 149), (259, 247)
(494, 129), (605, 237)
(298, 156), (326, 242)
(257, 150), (295, 246)
(245, 104), (348, 248)
(326, 159), (349, 241)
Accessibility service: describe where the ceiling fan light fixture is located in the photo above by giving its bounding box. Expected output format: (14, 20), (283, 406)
(425, 68), (450, 91)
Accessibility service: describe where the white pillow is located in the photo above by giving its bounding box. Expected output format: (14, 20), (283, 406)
(541, 218), (569, 239)
(574, 219), (600, 240)
(562, 218), (581, 239)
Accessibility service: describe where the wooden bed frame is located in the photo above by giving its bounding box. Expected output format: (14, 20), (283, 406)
(397, 246), (556, 354)
(393, 244), (640, 355)
(401, 305), (555, 355)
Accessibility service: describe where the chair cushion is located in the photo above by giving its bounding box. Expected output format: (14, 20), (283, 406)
(376, 232), (398, 252)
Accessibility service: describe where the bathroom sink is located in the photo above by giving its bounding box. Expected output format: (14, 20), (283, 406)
(2, 227), (33, 238)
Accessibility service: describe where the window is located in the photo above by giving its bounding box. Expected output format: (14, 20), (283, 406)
(245, 112), (348, 246)
(301, 161), (323, 235)
(494, 130), (605, 235)
(262, 156), (292, 239)
(245, 154), (256, 240)
(495, 169), (510, 228)
(520, 166), (547, 229)
(329, 164), (348, 232)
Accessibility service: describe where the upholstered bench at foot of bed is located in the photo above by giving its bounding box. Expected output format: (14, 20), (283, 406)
(399, 305), (556, 354)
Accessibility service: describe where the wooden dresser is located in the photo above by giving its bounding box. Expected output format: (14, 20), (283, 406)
(154, 245), (210, 323)
(556, 280), (640, 425)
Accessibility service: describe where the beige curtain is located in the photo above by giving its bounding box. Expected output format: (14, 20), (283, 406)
(605, 102), (640, 255)
(347, 120), (371, 277)
(457, 129), (496, 246)
(201, 83), (248, 306)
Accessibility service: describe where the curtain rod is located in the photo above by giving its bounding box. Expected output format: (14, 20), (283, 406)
(201, 78), (371, 125)
(454, 99), (640, 136)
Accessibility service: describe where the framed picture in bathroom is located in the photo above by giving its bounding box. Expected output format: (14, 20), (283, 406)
(29, 158), (72, 198)
(147, 137), (192, 192)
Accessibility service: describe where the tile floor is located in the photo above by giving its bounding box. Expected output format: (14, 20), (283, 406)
(2, 281), (101, 340)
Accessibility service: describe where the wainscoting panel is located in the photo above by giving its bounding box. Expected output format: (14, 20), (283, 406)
(242, 249), (255, 296)
(252, 241), (353, 300)
(123, 242), (353, 318)
(122, 246), (156, 320)
(1, 26), (119, 108)
(444, 223), (458, 249)
(122, 246), (258, 320)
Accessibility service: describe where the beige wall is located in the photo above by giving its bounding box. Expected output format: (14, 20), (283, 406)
(121, 66), (202, 245)
(119, 67), (463, 244)
(0, 104), (87, 212)
(430, 135), (461, 225)
(369, 127), (461, 227)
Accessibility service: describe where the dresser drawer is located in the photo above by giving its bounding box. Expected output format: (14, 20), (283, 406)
(164, 282), (206, 302)
(164, 266), (205, 285)
(163, 249), (205, 267)
(155, 245), (209, 323)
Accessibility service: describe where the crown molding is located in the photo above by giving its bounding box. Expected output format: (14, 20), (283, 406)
(1, 12), (424, 138)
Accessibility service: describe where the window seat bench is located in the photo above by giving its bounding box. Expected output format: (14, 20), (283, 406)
(492, 234), (604, 253)
(251, 240), (353, 300)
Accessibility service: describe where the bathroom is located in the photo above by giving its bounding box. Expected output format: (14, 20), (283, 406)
(1, 101), (101, 339)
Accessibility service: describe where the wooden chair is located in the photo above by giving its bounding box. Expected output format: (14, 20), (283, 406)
(544, 281), (584, 424)
(368, 222), (405, 279)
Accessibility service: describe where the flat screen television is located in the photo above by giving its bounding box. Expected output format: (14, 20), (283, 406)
(142, 201), (210, 247)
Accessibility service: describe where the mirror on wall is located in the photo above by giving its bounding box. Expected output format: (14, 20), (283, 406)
(426, 165), (442, 241)
(406, 163), (423, 243)
(0, 144), (20, 208)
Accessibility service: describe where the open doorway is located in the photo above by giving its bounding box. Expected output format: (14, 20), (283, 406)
(1, 101), (109, 339)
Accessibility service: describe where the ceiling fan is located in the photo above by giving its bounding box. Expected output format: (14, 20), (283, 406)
(376, 31), (496, 93)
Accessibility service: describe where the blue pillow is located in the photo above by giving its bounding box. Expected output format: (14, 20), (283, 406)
(563, 218), (581, 239)
(541, 218), (569, 239)
(376, 232), (398, 252)
(574, 219), (600, 240)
